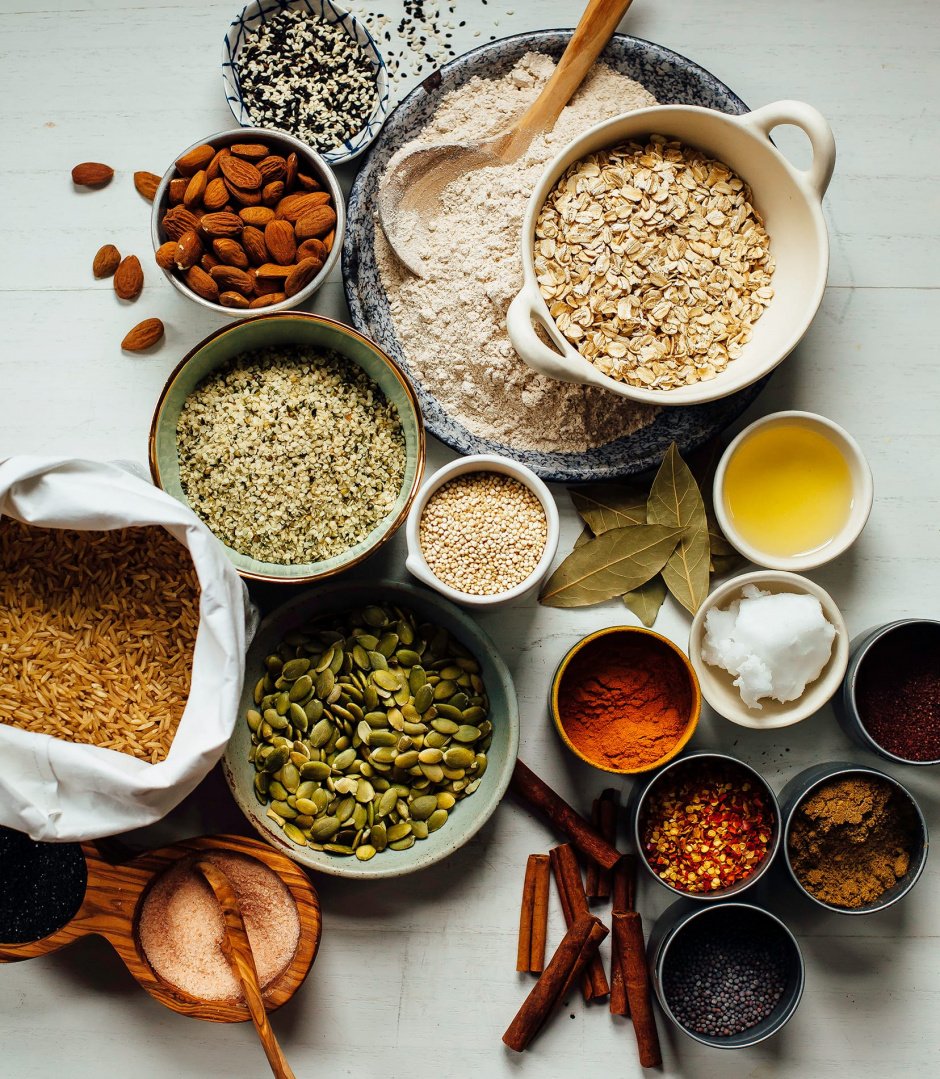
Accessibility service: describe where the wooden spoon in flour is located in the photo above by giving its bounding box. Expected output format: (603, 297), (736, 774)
(378, 0), (635, 277)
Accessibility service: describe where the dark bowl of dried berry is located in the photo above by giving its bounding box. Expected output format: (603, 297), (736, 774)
(222, 0), (390, 165)
(650, 901), (805, 1049)
(151, 127), (344, 318)
(633, 751), (781, 900)
(835, 619), (940, 766)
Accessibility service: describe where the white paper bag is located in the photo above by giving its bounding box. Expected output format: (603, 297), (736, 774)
(0, 456), (257, 842)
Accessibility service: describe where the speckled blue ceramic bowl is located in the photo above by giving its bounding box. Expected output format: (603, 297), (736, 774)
(344, 32), (769, 482)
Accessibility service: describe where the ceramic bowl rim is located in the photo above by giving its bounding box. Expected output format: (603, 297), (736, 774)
(713, 410), (874, 570)
(148, 311), (426, 584)
(780, 762), (929, 914)
(403, 453), (560, 608)
(688, 569), (850, 729)
(549, 626), (701, 775)
(221, 0), (390, 165)
(654, 900), (805, 1049)
(841, 619), (940, 766)
(221, 578), (520, 879)
(149, 126), (344, 317)
(632, 749), (782, 899)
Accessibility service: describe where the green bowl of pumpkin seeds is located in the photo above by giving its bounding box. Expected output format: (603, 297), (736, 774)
(222, 579), (519, 878)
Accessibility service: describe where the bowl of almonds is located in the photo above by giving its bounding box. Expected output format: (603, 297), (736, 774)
(150, 127), (343, 316)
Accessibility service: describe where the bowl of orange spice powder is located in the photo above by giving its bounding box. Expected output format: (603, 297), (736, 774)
(550, 626), (700, 775)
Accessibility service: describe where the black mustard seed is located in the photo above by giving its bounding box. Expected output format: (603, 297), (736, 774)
(661, 909), (789, 1039)
(0, 826), (87, 944)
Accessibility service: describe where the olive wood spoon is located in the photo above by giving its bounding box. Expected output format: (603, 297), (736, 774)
(194, 859), (297, 1079)
(378, 0), (635, 277)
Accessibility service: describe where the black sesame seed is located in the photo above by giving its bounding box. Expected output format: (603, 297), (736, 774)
(0, 826), (87, 944)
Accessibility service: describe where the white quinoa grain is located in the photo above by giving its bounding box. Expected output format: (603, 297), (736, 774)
(419, 472), (547, 595)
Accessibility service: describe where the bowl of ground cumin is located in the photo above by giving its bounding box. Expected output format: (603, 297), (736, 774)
(781, 763), (928, 914)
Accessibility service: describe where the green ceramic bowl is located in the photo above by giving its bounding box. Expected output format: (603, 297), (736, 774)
(149, 312), (425, 583)
(222, 579), (520, 879)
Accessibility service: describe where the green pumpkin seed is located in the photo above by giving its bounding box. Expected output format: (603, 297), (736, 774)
(311, 816), (341, 841)
(313, 789), (332, 813)
(351, 804), (368, 831)
(352, 643), (370, 670)
(441, 767), (465, 781)
(373, 669), (401, 693)
(333, 776), (358, 795)
(282, 658), (311, 681)
(420, 763), (445, 783)
(314, 645), (336, 673)
(266, 808), (285, 827)
(275, 691), (291, 715)
(263, 746), (289, 773)
(423, 731), (449, 750)
(301, 760), (331, 781)
(454, 725), (481, 743)
(356, 844), (377, 861)
(296, 780), (317, 800)
(462, 706), (487, 724)
(304, 699), (324, 723)
(323, 843), (355, 855)
(294, 797), (318, 815)
(316, 669), (335, 698)
(387, 821), (412, 842)
(328, 647), (344, 675)
(413, 684), (434, 713)
(336, 796), (356, 822)
(265, 655), (284, 674)
(444, 746), (476, 770)
(410, 795), (438, 821)
(395, 750), (419, 769)
(449, 692), (470, 712)
(283, 822), (307, 846)
(370, 746), (398, 766)
(356, 779), (375, 803)
(397, 649), (422, 668)
(436, 792), (456, 811)
(369, 730), (398, 748)
(310, 718), (333, 748)
(280, 763), (300, 791)
(389, 836), (415, 851)
(367, 650), (388, 672)
(409, 666), (427, 695)
(410, 820), (429, 840)
(270, 800), (296, 819)
(371, 822), (388, 850)
(427, 809), (449, 832)
(378, 788), (398, 817)
(268, 780), (289, 802)
(434, 703), (464, 722)
(362, 606), (387, 628)
(418, 748), (443, 765)
(431, 718), (459, 735)
(433, 680), (458, 701)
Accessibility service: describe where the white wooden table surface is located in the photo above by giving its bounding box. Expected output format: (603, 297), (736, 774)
(1, 1), (938, 1075)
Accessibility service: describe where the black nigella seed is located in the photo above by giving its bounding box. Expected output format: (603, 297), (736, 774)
(661, 908), (790, 1039)
(0, 825), (87, 944)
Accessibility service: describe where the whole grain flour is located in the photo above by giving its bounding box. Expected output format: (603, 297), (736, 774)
(376, 53), (660, 453)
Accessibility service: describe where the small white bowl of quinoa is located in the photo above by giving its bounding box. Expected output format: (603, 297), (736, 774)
(404, 454), (559, 610)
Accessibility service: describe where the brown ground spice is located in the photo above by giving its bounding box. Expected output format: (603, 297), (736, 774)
(788, 776), (919, 908)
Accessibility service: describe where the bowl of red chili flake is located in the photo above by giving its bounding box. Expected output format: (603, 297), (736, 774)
(634, 752), (780, 899)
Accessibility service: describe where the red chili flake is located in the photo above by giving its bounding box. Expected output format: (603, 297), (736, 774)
(641, 764), (774, 894)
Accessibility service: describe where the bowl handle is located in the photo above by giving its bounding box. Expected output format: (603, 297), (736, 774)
(739, 100), (836, 201)
(506, 284), (588, 385)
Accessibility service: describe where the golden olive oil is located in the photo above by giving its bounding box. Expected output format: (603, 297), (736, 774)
(723, 422), (854, 558)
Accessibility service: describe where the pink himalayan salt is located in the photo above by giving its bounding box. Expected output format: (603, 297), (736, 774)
(137, 850), (300, 1001)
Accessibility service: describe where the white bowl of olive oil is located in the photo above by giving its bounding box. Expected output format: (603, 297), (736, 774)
(714, 411), (873, 571)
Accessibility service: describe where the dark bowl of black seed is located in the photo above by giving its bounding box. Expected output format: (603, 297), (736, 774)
(223, 0), (390, 165)
(0, 826), (88, 946)
(650, 901), (805, 1049)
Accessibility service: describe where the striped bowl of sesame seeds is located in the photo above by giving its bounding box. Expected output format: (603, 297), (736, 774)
(223, 0), (390, 165)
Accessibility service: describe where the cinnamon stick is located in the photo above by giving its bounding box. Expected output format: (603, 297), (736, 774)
(586, 789), (620, 901)
(609, 854), (637, 1017)
(549, 843), (610, 1001)
(503, 913), (608, 1052)
(517, 854), (550, 973)
(612, 911), (662, 1068)
(510, 760), (621, 870)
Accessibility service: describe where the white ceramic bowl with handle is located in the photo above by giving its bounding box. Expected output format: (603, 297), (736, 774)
(507, 100), (836, 406)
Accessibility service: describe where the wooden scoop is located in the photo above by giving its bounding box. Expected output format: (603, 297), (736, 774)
(195, 858), (297, 1079)
(377, 0), (635, 277)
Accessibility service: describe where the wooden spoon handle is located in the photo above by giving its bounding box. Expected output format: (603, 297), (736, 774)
(194, 859), (297, 1079)
(498, 0), (635, 161)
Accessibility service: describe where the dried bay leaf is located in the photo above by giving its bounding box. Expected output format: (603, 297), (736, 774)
(647, 443), (711, 615)
(573, 526), (593, 549)
(710, 550), (748, 578)
(622, 574), (668, 628)
(569, 485), (648, 535)
(539, 525), (681, 608)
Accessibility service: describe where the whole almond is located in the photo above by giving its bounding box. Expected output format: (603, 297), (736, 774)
(203, 177), (229, 211)
(284, 257), (322, 298)
(93, 244), (121, 279)
(230, 143), (270, 160)
(250, 269), (281, 296)
(239, 206), (276, 227)
(155, 242), (177, 271)
(285, 152), (298, 191)
(162, 205), (201, 241)
(219, 290), (250, 309)
(258, 155), (287, 183)
(295, 204), (337, 240)
(71, 162), (114, 187)
(121, 318), (165, 352)
(206, 147), (230, 182)
(199, 212), (243, 238)
(168, 178), (188, 205)
(296, 172), (321, 192)
(264, 219), (297, 265)
(183, 170), (208, 208)
(220, 155), (262, 191)
(242, 227), (268, 266)
(210, 264), (254, 294)
(212, 238), (249, 269)
(224, 181), (262, 207)
(296, 238), (327, 264)
(114, 255), (144, 300)
(201, 252), (221, 272)
(262, 180), (284, 207)
(249, 292), (286, 309)
(256, 262), (294, 281)
(323, 229), (335, 253)
(175, 230), (204, 271)
(184, 265), (220, 303)
(277, 191), (330, 223)
(176, 144), (215, 176)
(134, 171), (161, 201)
